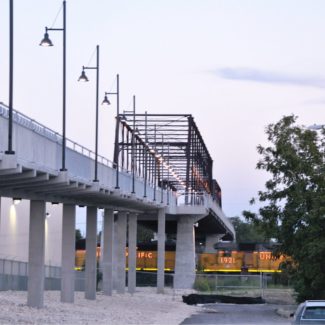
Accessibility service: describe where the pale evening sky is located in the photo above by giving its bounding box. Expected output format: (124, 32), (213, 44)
(0, 0), (324, 231)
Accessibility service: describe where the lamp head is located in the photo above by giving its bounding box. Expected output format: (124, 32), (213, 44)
(78, 69), (89, 82)
(102, 95), (111, 106)
(13, 198), (22, 205)
(39, 29), (53, 47)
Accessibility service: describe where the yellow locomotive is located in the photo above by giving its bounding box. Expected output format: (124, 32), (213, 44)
(75, 241), (284, 273)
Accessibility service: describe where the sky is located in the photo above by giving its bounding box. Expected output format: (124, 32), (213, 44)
(0, 0), (324, 231)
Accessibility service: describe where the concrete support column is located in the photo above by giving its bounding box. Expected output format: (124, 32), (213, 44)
(27, 200), (46, 308)
(128, 213), (137, 294)
(157, 208), (166, 293)
(116, 211), (127, 294)
(60, 204), (76, 303)
(102, 209), (114, 296)
(113, 216), (118, 290)
(85, 206), (97, 300)
(174, 216), (196, 289)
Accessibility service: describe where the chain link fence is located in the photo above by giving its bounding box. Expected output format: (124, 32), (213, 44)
(0, 259), (175, 293)
(0, 259), (61, 291)
(193, 273), (294, 303)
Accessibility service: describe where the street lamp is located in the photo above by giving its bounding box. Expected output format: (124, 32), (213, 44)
(78, 45), (100, 182)
(102, 74), (120, 189)
(5, 0), (15, 155)
(40, 0), (67, 171)
(129, 96), (136, 194)
(160, 134), (164, 204)
(122, 95), (136, 193)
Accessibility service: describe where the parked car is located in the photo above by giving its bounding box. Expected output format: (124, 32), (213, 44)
(291, 300), (325, 324)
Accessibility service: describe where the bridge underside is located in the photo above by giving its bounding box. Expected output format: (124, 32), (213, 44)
(138, 213), (233, 241)
(0, 157), (161, 213)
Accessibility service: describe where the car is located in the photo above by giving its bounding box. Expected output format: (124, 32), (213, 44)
(291, 300), (325, 324)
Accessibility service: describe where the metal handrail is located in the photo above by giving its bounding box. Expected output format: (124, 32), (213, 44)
(176, 191), (207, 206)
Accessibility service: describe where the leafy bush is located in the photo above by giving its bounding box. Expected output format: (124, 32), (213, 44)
(193, 277), (216, 292)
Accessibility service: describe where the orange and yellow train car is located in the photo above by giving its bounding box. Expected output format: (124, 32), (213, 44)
(75, 247), (285, 273)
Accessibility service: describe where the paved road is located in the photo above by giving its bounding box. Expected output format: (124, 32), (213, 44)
(181, 303), (291, 325)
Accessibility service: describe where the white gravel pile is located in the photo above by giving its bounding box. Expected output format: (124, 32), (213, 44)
(0, 288), (199, 324)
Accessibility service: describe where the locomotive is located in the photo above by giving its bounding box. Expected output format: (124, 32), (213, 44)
(75, 240), (284, 273)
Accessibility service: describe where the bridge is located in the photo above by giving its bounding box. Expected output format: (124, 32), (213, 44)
(0, 102), (234, 308)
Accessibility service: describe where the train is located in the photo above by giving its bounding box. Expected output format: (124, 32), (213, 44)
(75, 241), (285, 273)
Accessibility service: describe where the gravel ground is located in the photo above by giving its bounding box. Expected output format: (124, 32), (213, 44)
(0, 288), (200, 325)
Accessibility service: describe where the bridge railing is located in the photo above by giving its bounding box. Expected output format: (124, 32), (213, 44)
(0, 103), (116, 169)
(176, 192), (211, 207)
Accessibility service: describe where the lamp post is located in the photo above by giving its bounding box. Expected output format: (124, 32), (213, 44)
(131, 95), (136, 194)
(40, 0), (67, 171)
(160, 134), (164, 204)
(122, 96), (136, 193)
(167, 143), (170, 205)
(5, 0), (15, 155)
(102, 74), (120, 188)
(78, 45), (100, 182)
(153, 124), (157, 201)
(143, 111), (148, 198)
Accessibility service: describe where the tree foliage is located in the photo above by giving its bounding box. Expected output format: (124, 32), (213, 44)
(243, 115), (325, 302)
(137, 224), (154, 243)
(75, 229), (84, 241)
(230, 217), (267, 243)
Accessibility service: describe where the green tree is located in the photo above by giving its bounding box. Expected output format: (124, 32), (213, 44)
(137, 224), (154, 243)
(243, 115), (325, 302)
(230, 217), (266, 243)
(75, 229), (84, 241)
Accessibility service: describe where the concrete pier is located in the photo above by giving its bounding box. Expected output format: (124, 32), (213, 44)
(174, 216), (196, 289)
(27, 200), (46, 308)
(60, 204), (76, 303)
(128, 213), (137, 294)
(115, 211), (127, 294)
(157, 208), (166, 293)
(102, 209), (114, 296)
(85, 206), (97, 300)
